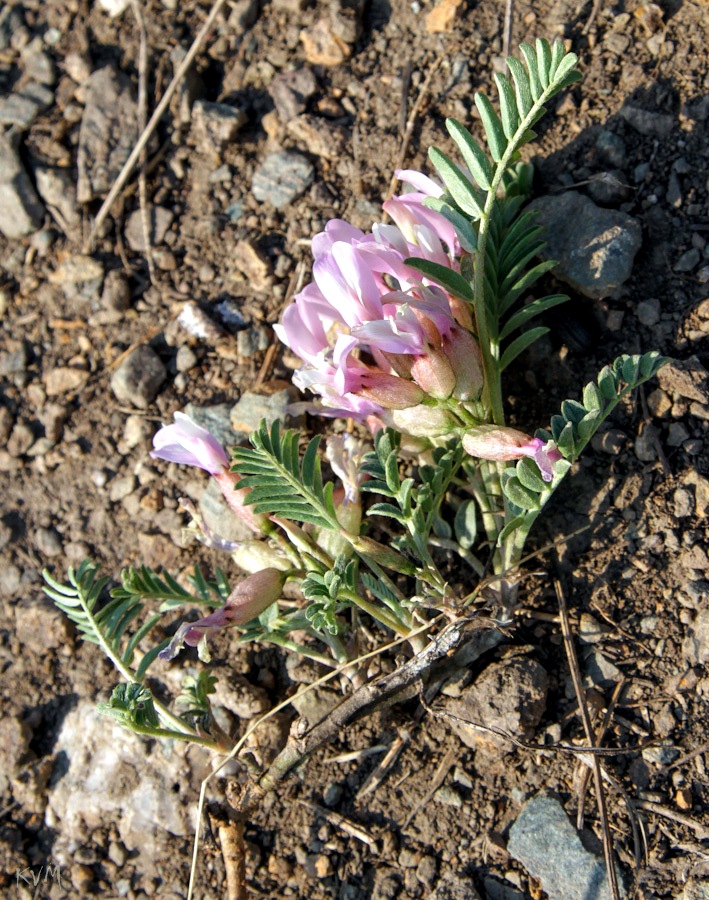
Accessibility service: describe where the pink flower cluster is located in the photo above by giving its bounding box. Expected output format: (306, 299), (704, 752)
(274, 171), (483, 420)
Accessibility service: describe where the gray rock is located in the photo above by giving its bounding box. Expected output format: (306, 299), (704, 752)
(269, 67), (318, 122)
(46, 701), (197, 859)
(642, 744), (680, 766)
(585, 648), (622, 686)
(199, 477), (260, 544)
(674, 487), (694, 518)
(444, 657), (548, 751)
(527, 192), (642, 299)
(101, 269), (131, 311)
(682, 607), (709, 666)
(48, 254), (105, 302)
(578, 612), (605, 644)
(0, 564), (21, 597)
(35, 526), (63, 557)
(429, 872), (482, 900)
(586, 172), (631, 207)
(77, 66), (138, 203)
(110, 346), (166, 408)
(35, 168), (81, 232)
(176, 345), (198, 373)
(636, 297), (660, 326)
(508, 794), (621, 900)
(619, 104), (674, 137)
(227, 0), (260, 33)
(674, 248), (700, 273)
(252, 151), (315, 209)
(230, 388), (298, 433)
(15, 596), (73, 652)
(125, 206), (174, 252)
(21, 39), (56, 85)
(286, 114), (349, 160)
(290, 685), (340, 725)
(681, 876), (709, 900)
(657, 358), (708, 403)
(595, 130), (626, 168)
(0, 82), (54, 129)
(0, 716), (32, 777)
(330, 0), (366, 43)
(182, 402), (242, 449)
(214, 675), (269, 719)
(0, 131), (45, 239)
(191, 100), (246, 159)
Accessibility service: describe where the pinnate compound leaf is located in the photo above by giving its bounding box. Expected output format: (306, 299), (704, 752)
(232, 420), (338, 528)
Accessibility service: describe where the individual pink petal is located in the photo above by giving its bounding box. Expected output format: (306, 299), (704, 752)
(395, 169), (444, 198)
(150, 412), (228, 474)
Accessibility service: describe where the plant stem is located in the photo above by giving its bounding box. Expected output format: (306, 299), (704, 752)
(341, 589), (411, 637)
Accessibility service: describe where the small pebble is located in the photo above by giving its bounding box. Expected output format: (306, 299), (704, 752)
(35, 526), (62, 557)
(176, 346), (198, 372)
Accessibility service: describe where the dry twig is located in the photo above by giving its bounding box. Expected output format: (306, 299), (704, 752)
(130, 0), (157, 286)
(85, 0), (230, 252)
(555, 577), (621, 900)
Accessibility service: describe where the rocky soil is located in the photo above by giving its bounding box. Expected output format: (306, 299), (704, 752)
(1, 0), (708, 898)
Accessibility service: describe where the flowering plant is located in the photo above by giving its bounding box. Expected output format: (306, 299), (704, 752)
(43, 38), (665, 894)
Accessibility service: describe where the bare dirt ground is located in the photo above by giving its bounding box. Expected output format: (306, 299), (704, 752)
(1, 0), (708, 897)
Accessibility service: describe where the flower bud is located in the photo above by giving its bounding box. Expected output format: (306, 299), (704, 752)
(357, 372), (424, 410)
(386, 404), (455, 438)
(348, 536), (417, 574)
(442, 327), (484, 401)
(410, 350), (456, 399)
(159, 568), (287, 661)
(462, 426), (561, 482)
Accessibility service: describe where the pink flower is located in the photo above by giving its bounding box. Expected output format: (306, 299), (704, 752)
(274, 169), (482, 428)
(159, 568), (287, 661)
(462, 426), (562, 482)
(151, 413), (269, 534)
(151, 412), (228, 474)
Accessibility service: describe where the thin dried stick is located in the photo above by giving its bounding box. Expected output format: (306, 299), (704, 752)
(298, 800), (379, 850)
(632, 800), (709, 840)
(130, 0), (157, 285)
(386, 54), (446, 201)
(577, 678), (626, 830)
(582, 0), (604, 35)
(85, 0), (230, 252)
(556, 577), (621, 900)
(502, 0), (514, 58)
(403, 745), (456, 828)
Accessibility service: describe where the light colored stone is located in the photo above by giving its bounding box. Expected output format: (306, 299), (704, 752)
(44, 367), (89, 396)
(125, 207), (174, 252)
(0, 131), (44, 238)
(425, 0), (465, 33)
(77, 66), (138, 203)
(300, 19), (351, 67)
(508, 794), (621, 900)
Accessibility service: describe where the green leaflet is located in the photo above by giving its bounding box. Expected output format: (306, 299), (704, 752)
(232, 420), (339, 529)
